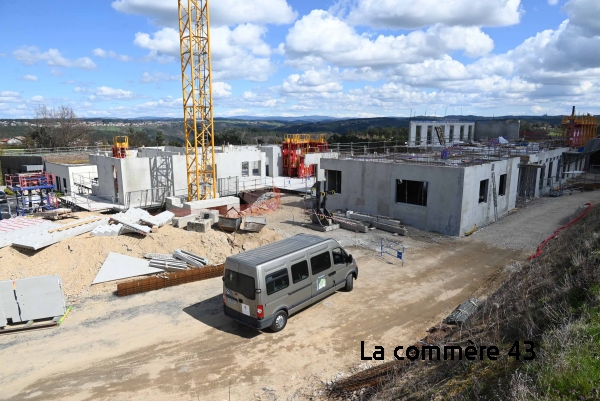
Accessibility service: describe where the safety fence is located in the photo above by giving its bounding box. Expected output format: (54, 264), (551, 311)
(117, 264), (225, 297)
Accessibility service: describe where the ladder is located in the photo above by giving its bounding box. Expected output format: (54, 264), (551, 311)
(434, 126), (446, 146)
(491, 172), (498, 221)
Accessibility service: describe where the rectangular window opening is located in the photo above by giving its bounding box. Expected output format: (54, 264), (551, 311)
(252, 160), (259, 176)
(241, 161), (249, 177)
(326, 170), (342, 194)
(499, 174), (507, 196)
(479, 179), (489, 203)
(396, 179), (428, 207)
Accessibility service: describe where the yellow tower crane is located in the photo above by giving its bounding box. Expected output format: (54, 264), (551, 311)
(178, 0), (217, 201)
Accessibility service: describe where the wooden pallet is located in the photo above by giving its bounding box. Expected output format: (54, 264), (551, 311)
(117, 264), (225, 297)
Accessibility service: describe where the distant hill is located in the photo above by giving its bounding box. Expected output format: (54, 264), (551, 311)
(221, 115), (339, 123)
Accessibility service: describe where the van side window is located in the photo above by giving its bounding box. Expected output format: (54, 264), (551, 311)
(266, 269), (290, 296)
(332, 248), (347, 265)
(291, 260), (309, 284)
(310, 251), (332, 275)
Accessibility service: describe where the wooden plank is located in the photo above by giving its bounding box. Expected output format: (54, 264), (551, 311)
(48, 217), (105, 233)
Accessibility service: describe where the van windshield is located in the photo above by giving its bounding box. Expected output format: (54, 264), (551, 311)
(223, 269), (256, 300)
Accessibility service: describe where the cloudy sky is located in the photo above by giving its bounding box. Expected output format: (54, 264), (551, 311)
(0, 0), (599, 119)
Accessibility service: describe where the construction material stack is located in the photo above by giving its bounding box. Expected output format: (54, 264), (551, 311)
(282, 134), (328, 178)
(5, 173), (58, 216)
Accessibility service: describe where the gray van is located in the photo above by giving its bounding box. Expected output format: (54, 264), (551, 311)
(223, 234), (358, 332)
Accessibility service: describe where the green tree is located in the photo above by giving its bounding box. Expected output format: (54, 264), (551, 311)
(156, 130), (165, 146)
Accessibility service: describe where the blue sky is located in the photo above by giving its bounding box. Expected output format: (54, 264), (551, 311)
(0, 0), (599, 119)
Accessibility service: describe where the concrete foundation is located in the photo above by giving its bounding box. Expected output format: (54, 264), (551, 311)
(187, 219), (212, 233)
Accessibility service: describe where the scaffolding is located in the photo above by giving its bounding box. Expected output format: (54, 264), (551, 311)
(5, 173), (58, 216)
(282, 134), (328, 178)
(562, 108), (598, 148)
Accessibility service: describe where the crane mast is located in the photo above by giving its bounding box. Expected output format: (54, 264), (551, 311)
(178, 0), (217, 201)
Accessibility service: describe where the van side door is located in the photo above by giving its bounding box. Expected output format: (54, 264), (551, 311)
(309, 249), (335, 300)
(331, 247), (351, 288)
(287, 259), (312, 314)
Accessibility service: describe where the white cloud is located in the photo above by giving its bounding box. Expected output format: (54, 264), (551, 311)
(13, 47), (97, 70)
(286, 10), (494, 68)
(548, 0), (559, 4)
(22, 74), (38, 81)
(0, 91), (22, 103)
(280, 69), (343, 93)
(0, 53), (6, 57)
(111, 0), (296, 27)
(345, 0), (522, 29)
(30, 95), (45, 102)
(133, 25), (275, 81)
(140, 71), (179, 83)
(86, 86), (135, 101)
(93, 48), (132, 61)
(213, 82), (232, 98)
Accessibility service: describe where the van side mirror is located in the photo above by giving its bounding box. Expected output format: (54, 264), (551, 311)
(347, 254), (353, 263)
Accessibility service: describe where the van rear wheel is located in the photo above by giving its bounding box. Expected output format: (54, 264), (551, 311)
(345, 274), (354, 291)
(271, 310), (288, 332)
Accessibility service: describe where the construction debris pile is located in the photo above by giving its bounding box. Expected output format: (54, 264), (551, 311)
(0, 210), (282, 299)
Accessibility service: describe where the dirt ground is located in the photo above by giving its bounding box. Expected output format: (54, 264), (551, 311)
(2, 190), (600, 401)
(0, 213), (282, 300)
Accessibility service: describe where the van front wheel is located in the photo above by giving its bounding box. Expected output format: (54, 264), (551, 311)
(345, 275), (354, 291)
(271, 310), (288, 332)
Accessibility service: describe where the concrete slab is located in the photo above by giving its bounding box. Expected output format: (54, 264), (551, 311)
(92, 252), (163, 284)
(372, 222), (406, 235)
(91, 224), (123, 237)
(140, 211), (175, 228)
(11, 218), (110, 251)
(338, 220), (369, 233)
(0, 281), (19, 325)
(0, 219), (61, 249)
(0, 275), (66, 324)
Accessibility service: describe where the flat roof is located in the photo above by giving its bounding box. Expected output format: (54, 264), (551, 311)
(227, 233), (328, 267)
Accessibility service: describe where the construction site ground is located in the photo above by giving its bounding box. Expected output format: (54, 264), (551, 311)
(2, 190), (600, 401)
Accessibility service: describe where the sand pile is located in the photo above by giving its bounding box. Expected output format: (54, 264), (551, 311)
(0, 214), (282, 300)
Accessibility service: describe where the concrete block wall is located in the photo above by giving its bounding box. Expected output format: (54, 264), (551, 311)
(259, 145), (282, 177)
(215, 149), (266, 181)
(45, 162), (98, 195)
(522, 148), (576, 197)
(322, 157), (520, 237)
(89, 154), (186, 205)
(321, 158), (465, 236)
(474, 120), (520, 140)
(409, 121), (475, 146)
(459, 158), (519, 235)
